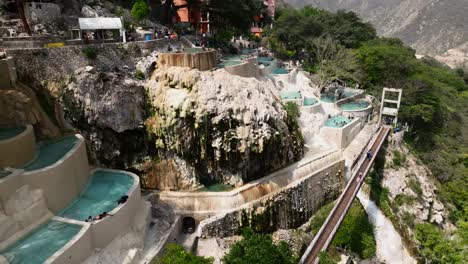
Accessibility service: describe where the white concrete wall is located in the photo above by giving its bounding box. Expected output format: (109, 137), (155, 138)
(47, 218), (93, 264)
(224, 57), (258, 77)
(0, 169), (24, 205)
(156, 150), (343, 214)
(21, 135), (90, 213)
(320, 118), (363, 149)
(0, 125), (35, 168)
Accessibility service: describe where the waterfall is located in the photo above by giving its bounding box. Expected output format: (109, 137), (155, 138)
(357, 190), (416, 264)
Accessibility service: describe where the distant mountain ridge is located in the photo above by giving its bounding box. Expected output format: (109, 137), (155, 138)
(282, 0), (468, 66)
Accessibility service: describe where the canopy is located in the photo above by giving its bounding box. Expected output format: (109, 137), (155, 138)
(78, 18), (123, 30)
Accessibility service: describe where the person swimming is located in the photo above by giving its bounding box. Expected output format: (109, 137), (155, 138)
(117, 195), (129, 204)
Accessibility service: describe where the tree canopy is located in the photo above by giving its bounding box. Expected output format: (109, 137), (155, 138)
(222, 228), (297, 264)
(152, 243), (213, 264)
(131, 0), (149, 21)
(203, 0), (262, 33)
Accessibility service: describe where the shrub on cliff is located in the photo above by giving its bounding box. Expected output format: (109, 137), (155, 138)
(222, 228), (297, 264)
(131, 0), (149, 22)
(82, 47), (97, 60)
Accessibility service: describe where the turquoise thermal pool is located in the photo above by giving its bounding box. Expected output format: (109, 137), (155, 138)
(22, 135), (79, 171)
(272, 67), (288, 75)
(280, 90), (301, 100)
(0, 220), (81, 264)
(325, 115), (353, 128)
(59, 170), (134, 221)
(320, 91), (357, 103)
(218, 60), (242, 68)
(304, 97), (318, 106)
(340, 101), (370, 111)
(0, 127), (25, 141)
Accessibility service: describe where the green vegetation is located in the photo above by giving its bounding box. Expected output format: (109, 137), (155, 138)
(205, 0), (262, 34)
(135, 69), (145, 80)
(407, 177), (423, 198)
(392, 149), (406, 167)
(271, 6), (467, 260)
(284, 102), (304, 159)
(309, 201), (376, 259)
(131, 0), (149, 21)
(318, 251), (337, 264)
(82, 47), (97, 60)
(151, 243), (213, 264)
(222, 228), (297, 264)
(415, 223), (466, 264)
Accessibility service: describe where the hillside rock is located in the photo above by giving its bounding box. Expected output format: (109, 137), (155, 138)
(144, 67), (304, 189)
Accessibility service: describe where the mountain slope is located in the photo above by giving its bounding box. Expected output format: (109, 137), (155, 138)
(283, 0), (468, 61)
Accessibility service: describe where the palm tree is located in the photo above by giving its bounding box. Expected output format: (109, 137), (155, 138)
(15, 0), (31, 35)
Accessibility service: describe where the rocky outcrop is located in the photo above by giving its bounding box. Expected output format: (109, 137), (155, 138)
(144, 67), (304, 189)
(383, 133), (453, 230)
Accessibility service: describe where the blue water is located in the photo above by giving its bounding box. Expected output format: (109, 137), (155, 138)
(304, 97), (318, 106)
(217, 60), (242, 68)
(325, 115), (353, 128)
(280, 90), (301, 100)
(272, 67), (288, 74)
(257, 56), (274, 63)
(22, 135), (79, 171)
(0, 127), (25, 141)
(222, 54), (248, 61)
(340, 101), (370, 111)
(0, 220), (81, 264)
(321, 91), (357, 103)
(59, 170), (134, 221)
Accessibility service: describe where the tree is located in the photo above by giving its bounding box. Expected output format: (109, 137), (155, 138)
(222, 228), (297, 264)
(309, 35), (364, 90)
(152, 243), (213, 264)
(131, 0), (149, 21)
(15, 0), (31, 35)
(205, 0), (262, 33)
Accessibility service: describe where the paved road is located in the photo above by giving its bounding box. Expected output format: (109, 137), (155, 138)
(302, 126), (391, 264)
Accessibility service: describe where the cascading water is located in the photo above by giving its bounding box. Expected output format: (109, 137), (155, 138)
(357, 191), (416, 264)
(299, 110), (325, 149)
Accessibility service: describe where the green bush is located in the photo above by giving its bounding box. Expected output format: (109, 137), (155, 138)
(222, 228), (297, 264)
(392, 149), (406, 167)
(135, 70), (145, 80)
(319, 251), (337, 264)
(82, 47), (97, 60)
(131, 0), (149, 21)
(415, 223), (465, 263)
(407, 177), (423, 198)
(332, 201), (376, 259)
(151, 243), (213, 264)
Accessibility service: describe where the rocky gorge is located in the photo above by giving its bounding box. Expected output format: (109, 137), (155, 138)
(5, 41), (304, 191)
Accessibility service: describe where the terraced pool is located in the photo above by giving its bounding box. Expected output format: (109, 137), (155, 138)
(0, 127), (25, 141)
(22, 135), (79, 171)
(0, 220), (81, 264)
(59, 170), (134, 221)
(320, 91), (357, 103)
(280, 90), (301, 100)
(304, 97), (318, 106)
(325, 115), (353, 128)
(340, 101), (370, 111)
(272, 67), (288, 75)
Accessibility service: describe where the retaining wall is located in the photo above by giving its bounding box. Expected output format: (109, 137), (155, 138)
(158, 50), (217, 71)
(0, 125), (35, 168)
(224, 57), (258, 77)
(0, 57), (17, 89)
(321, 118), (363, 149)
(156, 150), (342, 214)
(197, 158), (345, 237)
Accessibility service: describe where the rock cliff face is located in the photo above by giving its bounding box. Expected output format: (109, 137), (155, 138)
(144, 67), (304, 190)
(285, 0), (468, 59)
